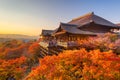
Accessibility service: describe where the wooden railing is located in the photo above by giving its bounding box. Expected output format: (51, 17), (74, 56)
(57, 41), (79, 48)
(57, 41), (68, 48)
(39, 41), (49, 48)
(39, 41), (79, 48)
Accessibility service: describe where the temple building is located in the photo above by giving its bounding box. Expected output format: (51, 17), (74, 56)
(52, 12), (119, 40)
(40, 12), (120, 48)
(40, 29), (53, 41)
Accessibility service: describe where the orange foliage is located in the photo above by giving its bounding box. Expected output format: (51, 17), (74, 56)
(0, 40), (30, 59)
(0, 56), (27, 80)
(2, 44), (29, 59)
(0, 40), (41, 79)
(25, 49), (120, 80)
(28, 42), (41, 54)
(78, 33), (119, 52)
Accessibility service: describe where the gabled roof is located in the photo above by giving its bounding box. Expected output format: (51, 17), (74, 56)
(53, 23), (77, 34)
(46, 12), (120, 36)
(68, 12), (118, 28)
(52, 22), (104, 36)
(41, 29), (53, 36)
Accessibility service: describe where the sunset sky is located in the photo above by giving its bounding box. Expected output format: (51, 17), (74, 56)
(0, 0), (120, 36)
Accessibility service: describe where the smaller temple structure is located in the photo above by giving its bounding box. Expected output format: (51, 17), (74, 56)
(40, 29), (53, 40)
(39, 29), (54, 48)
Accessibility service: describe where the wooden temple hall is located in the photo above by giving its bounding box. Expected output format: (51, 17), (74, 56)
(39, 12), (120, 49)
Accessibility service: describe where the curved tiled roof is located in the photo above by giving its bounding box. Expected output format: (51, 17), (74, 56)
(51, 12), (120, 36)
(69, 12), (118, 28)
(53, 22), (104, 36)
(41, 29), (53, 36)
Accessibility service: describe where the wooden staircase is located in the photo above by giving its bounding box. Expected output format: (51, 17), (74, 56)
(39, 45), (65, 57)
(38, 41), (79, 58)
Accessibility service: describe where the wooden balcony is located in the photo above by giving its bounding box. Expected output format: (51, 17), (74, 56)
(57, 41), (68, 48)
(58, 41), (79, 48)
(39, 41), (49, 48)
(39, 41), (79, 48)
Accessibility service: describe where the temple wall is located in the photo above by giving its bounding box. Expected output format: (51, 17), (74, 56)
(80, 25), (111, 33)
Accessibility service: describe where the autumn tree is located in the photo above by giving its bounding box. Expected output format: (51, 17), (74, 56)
(0, 56), (27, 80)
(25, 49), (120, 80)
(78, 33), (119, 52)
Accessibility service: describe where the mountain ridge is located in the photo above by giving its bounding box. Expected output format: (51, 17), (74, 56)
(0, 34), (38, 39)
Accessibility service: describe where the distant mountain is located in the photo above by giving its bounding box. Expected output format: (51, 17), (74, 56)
(0, 34), (39, 42)
(0, 34), (38, 39)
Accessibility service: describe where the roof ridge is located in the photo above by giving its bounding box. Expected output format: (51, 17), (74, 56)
(71, 12), (94, 21)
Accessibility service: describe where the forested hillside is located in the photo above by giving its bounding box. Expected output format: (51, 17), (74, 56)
(0, 40), (41, 80)
(0, 33), (120, 80)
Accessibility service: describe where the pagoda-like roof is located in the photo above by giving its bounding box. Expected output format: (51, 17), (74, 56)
(52, 23), (104, 36)
(47, 12), (120, 36)
(41, 29), (53, 36)
(68, 12), (118, 28)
